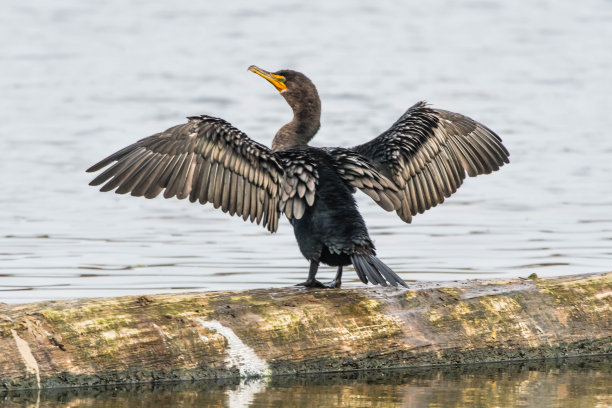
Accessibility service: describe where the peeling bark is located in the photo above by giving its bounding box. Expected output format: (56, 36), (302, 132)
(0, 272), (610, 390)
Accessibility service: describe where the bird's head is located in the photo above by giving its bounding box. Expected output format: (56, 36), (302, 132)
(248, 66), (320, 116)
(248, 65), (321, 148)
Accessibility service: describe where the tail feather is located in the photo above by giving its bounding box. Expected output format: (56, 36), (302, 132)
(370, 256), (408, 287)
(353, 259), (369, 284)
(350, 254), (408, 288)
(367, 256), (397, 286)
(354, 255), (387, 287)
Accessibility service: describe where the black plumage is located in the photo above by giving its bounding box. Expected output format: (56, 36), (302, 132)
(87, 66), (509, 289)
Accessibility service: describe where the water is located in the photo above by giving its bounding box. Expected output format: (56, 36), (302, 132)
(2, 358), (610, 407)
(1, 0), (612, 303)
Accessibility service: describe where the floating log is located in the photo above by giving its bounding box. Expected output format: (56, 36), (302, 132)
(0, 272), (610, 390)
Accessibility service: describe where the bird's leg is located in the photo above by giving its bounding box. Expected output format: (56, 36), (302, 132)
(295, 260), (325, 288)
(322, 266), (343, 289)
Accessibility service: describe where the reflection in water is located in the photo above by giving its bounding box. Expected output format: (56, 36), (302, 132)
(2, 358), (610, 408)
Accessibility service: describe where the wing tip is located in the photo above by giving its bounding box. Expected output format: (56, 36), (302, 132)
(86, 162), (106, 173)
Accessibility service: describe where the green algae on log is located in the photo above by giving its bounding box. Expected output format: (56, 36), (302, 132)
(0, 272), (610, 390)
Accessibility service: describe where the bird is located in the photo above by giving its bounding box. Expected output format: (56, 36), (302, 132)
(86, 66), (509, 289)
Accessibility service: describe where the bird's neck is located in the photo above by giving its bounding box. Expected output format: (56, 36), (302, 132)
(272, 95), (321, 151)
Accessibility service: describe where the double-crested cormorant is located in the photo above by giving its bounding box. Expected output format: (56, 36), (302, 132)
(87, 66), (509, 289)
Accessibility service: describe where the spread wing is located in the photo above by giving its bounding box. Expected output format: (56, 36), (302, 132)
(87, 115), (287, 232)
(351, 101), (510, 222)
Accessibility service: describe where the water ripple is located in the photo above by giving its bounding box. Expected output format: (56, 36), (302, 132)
(1, 0), (611, 303)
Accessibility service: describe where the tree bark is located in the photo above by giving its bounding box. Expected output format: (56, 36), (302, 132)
(0, 272), (610, 390)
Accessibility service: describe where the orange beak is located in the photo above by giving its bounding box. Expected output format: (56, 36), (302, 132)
(248, 65), (287, 92)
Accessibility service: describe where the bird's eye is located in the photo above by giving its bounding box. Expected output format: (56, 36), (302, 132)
(279, 77), (286, 83)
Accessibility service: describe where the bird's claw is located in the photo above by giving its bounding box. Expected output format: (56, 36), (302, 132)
(322, 279), (341, 289)
(295, 279), (327, 288)
(295, 279), (341, 289)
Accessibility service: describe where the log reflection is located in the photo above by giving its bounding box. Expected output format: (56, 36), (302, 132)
(2, 357), (610, 408)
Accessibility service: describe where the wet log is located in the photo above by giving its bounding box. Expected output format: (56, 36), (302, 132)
(0, 272), (610, 390)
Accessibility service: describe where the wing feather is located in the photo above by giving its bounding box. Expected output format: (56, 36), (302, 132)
(235, 176), (245, 215)
(102, 150), (153, 193)
(90, 147), (145, 190)
(274, 149), (319, 221)
(228, 172), (238, 216)
(87, 116), (285, 232)
(351, 102), (509, 222)
(132, 154), (166, 197)
(249, 183), (257, 222)
(221, 169), (232, 212)
(241, 178), (251, 221)
(115, 152), (157, 195)
(188, 155), (203, 203)
(326, 148), (401, 213)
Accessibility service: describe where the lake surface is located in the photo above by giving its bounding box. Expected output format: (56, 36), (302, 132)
(2, 357), (610, 407)
(1, 0), (612, 303)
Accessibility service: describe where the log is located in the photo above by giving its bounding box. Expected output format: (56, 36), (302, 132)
(0, 272), (610, 390)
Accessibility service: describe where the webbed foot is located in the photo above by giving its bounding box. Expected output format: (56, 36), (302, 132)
(322, 266), (343, 289)
(295, 279), (326, 288)
(321, 279), (341, 289)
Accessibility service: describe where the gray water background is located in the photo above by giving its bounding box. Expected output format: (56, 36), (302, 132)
(1, 0), (611, 303)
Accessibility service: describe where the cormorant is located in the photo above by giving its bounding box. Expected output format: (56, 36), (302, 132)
(87, 66), (509, 289)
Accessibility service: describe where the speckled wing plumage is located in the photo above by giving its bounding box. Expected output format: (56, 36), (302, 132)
(351, 101), (510, 222)
(275, 149), (318, 220)
(326, 147), (402, 212)
(87, 116), (288, 232)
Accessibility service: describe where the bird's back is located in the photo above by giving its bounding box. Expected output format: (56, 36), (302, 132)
(286, 147), (374, 265)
